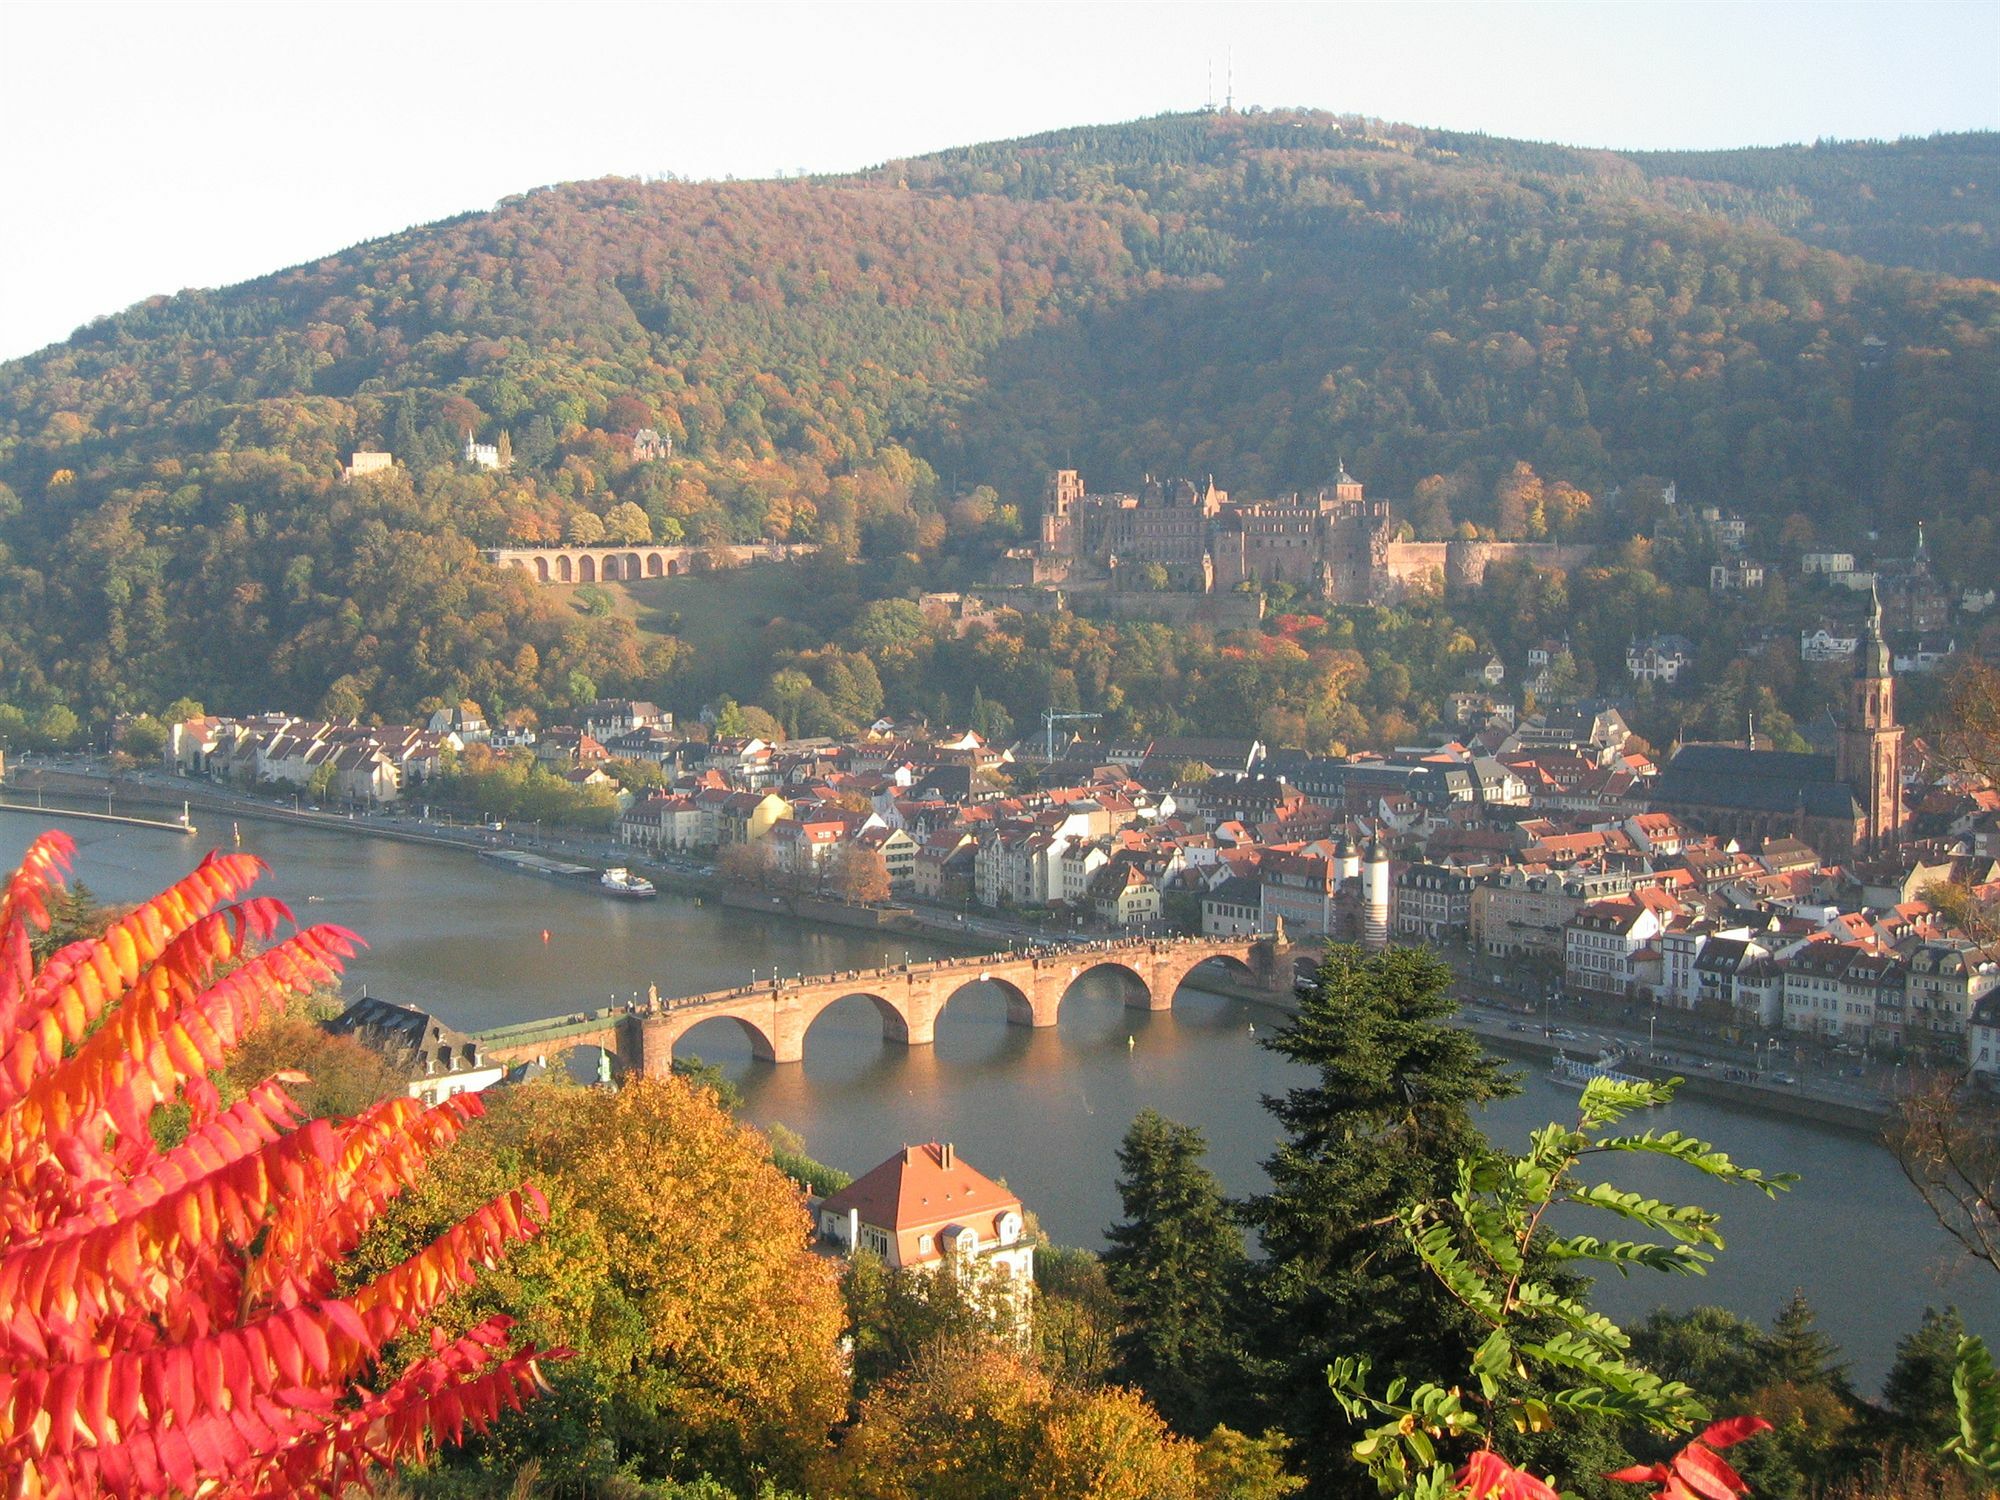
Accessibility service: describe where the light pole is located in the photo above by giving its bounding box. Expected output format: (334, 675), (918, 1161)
(1648, 1012), (1656, 1055)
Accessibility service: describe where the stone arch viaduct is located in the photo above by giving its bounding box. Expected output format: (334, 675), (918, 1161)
(476, 934), (1298, 1075)
(486, 542), (817, 585)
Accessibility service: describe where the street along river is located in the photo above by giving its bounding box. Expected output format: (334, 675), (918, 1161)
(5, 810), (1992, 1388)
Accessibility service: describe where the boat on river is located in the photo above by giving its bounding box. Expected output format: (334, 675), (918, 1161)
(600, 867), (658, 900)
(1550, 1048), (1643, 1088)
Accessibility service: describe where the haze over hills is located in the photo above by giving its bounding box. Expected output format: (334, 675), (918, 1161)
(0, 109), (1994, 728)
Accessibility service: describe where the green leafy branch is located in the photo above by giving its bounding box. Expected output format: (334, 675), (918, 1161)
(1331, 1077), (1794, 1497)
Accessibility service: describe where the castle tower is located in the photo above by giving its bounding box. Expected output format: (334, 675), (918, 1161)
(1041, 470), (1082, 557)
(1329, 458), (1363, 505)
(1362, 839), (1391, 950)
(1835, 585), (1905, 855)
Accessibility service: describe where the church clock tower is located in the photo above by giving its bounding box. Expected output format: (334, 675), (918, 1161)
(1835, 587), (1905, 855)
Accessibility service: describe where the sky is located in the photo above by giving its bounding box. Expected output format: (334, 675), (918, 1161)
(1, 0), (1995, 361)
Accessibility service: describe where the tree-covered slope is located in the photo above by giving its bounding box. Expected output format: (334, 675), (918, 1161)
(0, 110), (1993, 725)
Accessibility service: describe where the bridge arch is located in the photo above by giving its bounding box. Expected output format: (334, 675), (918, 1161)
(1167, 951), (1257, 997)
(668, 1012), (779, 1064)
(578, 554), (598, 583)
(557, 554), (574, 583)
(938, 973), (1037, 1028)
(645, 551), (665, 577)
(533, 556), (550, 582)
(625, 551), (643, 580)
(602, 553), (623, 581)
(1057, 960), (1153, 1014)
(800, 990), (913, 1047)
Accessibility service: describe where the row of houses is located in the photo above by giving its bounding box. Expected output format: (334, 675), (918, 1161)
(164, 714), (460, 803)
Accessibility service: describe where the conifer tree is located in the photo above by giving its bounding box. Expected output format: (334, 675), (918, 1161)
(1759, 1290), (1848, 1392)
(1239, 943), (1514, 1495)
(1881, 1307), (1971, 1452)
(1102, 1109), (1248, 1436)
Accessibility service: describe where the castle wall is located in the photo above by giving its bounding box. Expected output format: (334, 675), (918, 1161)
(1383, 542), (1449, 588)
(1070, 591), (1266, 629)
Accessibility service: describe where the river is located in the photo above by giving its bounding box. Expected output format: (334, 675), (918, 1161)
(4, 809), (1993, 1387)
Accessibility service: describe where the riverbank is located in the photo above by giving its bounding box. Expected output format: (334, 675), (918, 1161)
(1473, 1025), (1890, 1135)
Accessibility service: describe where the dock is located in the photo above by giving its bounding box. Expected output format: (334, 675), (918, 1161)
(478, 849), (595, 880)
(0, 797), (197, 835)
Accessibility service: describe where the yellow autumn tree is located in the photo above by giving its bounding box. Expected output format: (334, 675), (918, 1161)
(825, 1338), (1295, 1498)
(361, 1075), (848, 1490)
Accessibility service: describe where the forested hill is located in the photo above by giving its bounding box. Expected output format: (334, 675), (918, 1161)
(0, 109), (1995, 725)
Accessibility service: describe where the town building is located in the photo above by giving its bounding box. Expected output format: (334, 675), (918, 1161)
(1709, 559), (1766, 592)
(324, 997), (507, 1106)
(1201, 874), (1266, 936)
(1394, 863), (1475, 941)
(463, 436), (505, 470)
(816, 1142), (1035, 1332)
(1900, 941), (2000, 1060)
(342, 450), (393, 481)
(1564, 897), (1670, 999)
(1626, 634), (1694, 684)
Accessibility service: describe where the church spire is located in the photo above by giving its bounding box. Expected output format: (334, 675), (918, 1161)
(1861, 581), (1890, 680)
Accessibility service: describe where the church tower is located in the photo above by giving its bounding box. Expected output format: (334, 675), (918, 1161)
(1836, 587), (1905, 855)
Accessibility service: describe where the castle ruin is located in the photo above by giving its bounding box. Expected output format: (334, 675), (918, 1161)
(1030, 466), (1592, 605)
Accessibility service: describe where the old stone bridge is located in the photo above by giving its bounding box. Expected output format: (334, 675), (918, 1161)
(475, 933), (1298, 1075)
(486, 541), (816, 584)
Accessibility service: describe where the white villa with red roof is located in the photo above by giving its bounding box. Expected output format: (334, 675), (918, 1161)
(816, 1142), (1035, 1313)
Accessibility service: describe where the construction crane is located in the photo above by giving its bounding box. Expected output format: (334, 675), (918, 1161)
(1043, 709), (1103, 764)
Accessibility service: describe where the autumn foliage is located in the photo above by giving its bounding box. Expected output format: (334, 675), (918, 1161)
(0, 832), (556, 1496)
(1608, 1415), (1775, 1499)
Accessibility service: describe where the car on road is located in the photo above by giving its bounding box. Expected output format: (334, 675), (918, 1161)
(1771, 1072), (1800, 1086)
(1506, 1021), (1527, 1032)
(1552, 1027), (1579, 1040)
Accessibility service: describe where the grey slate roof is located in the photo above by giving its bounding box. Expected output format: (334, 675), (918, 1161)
(1652, 746), (1860, 821)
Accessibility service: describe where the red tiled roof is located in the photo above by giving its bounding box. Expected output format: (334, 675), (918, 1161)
(820, 1143), (1020, 1266)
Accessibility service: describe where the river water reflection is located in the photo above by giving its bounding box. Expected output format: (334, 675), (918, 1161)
(7, 811), (1993, 1386)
